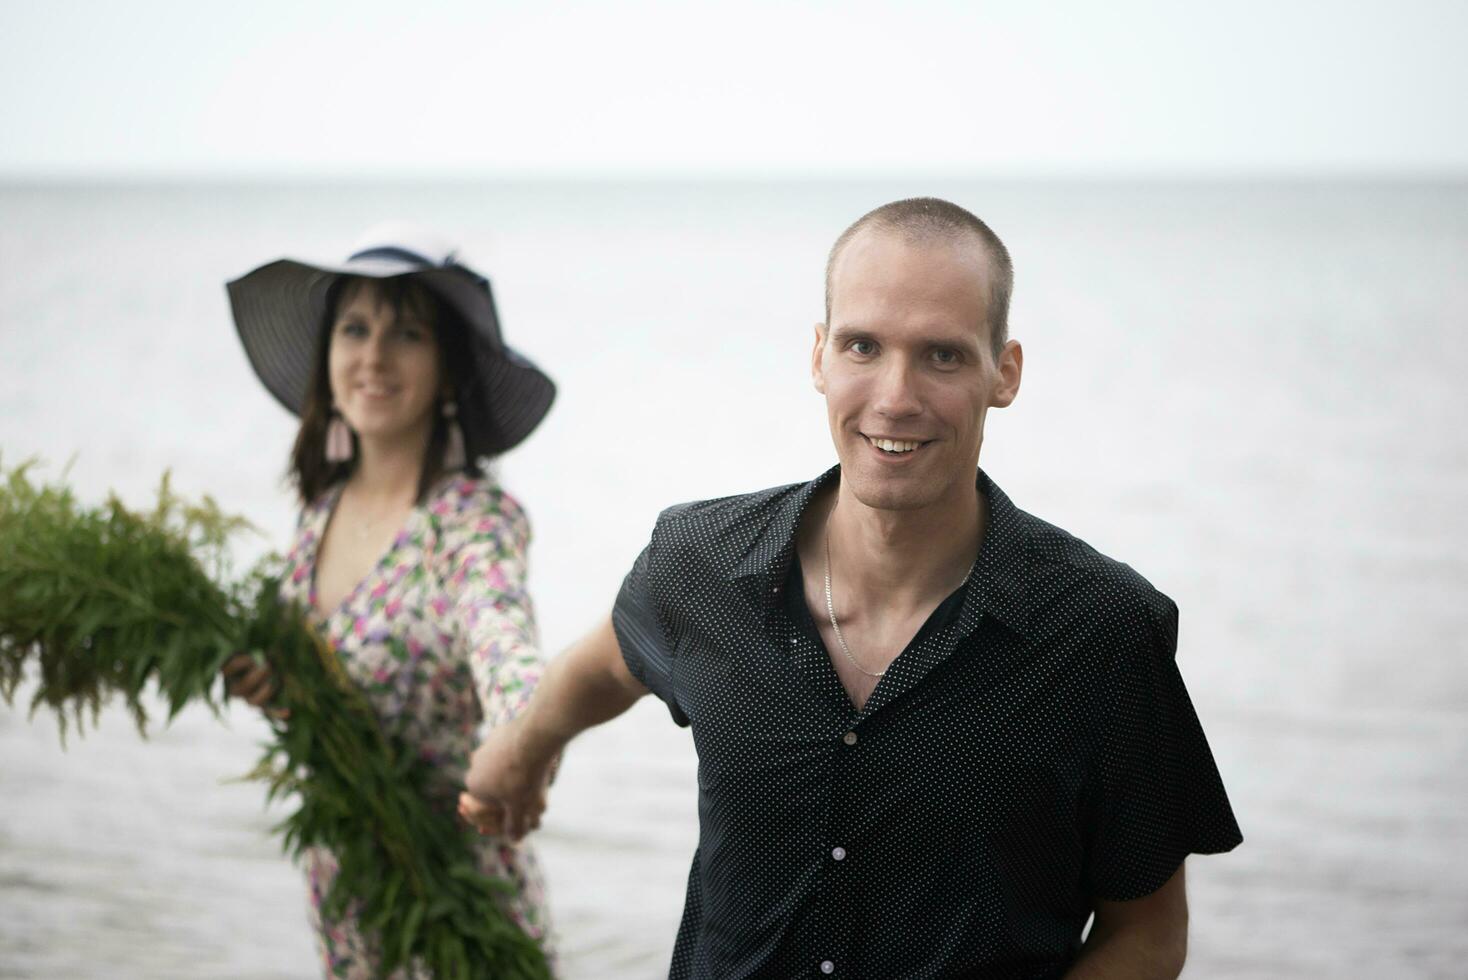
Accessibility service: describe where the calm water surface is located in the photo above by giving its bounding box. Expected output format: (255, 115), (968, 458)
(1, 179), (1465, 978)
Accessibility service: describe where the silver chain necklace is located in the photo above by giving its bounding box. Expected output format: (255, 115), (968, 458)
(824, 531), (887, 679)
(823, 527), (982, 681)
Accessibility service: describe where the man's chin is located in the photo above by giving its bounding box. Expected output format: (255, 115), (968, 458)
(840, 466), (944, 513)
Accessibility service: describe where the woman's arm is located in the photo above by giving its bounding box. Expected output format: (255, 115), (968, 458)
(448, 498), (546, 732)
(460, 614), (647, 840)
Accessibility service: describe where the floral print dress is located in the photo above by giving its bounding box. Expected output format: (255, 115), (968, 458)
(277, 473), (552, 978)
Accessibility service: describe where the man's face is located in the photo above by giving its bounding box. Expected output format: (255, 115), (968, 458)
(813, 228), (1022, 513)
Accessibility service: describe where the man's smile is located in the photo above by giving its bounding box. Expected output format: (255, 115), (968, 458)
(862, 433), (934, 457)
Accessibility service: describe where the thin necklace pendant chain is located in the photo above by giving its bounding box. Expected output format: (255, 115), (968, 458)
(347, 496), (382, 543)
(824, 532), (887, 679)
(823, 530), (983, 682)
(343, 484), (412, 544)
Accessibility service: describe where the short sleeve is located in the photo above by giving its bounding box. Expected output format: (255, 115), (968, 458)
(612, 541), (689, 727)
(447, 500), (545, 731)
(1083, 597), (1243, 901)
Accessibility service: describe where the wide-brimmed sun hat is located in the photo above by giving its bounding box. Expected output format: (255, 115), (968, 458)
(226, 222), (555, 453)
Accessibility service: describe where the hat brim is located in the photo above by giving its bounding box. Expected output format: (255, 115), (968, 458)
(226, 257), (555, 453)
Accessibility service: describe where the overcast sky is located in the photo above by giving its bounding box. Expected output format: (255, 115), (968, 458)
(2, 0), (1464, 179)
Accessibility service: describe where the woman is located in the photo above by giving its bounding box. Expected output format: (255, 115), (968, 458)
(222, 224), (556, 977)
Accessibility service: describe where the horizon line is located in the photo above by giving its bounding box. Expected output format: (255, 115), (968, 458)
(2, 166), (1466, 186)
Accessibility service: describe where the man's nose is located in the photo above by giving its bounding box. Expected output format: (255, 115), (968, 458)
(872, 358), (922, 418)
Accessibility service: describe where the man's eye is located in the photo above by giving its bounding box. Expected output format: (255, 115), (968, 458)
(933, 349), (958, 364)
(336, 321), (368, 338)
(850, 340), (876, 356)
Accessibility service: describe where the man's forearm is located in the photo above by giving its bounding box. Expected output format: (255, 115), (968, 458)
(514, 614), (647, 763)
(1065, 866), (1188, 980)
(1063, 928), (1185, 980)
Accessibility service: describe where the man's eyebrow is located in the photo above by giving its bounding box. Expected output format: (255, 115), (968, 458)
(925, 334), (982, 354)
(829, 323), (982, 353)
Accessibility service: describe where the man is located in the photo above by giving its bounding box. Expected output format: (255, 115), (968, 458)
(461, 198), (1242, 978)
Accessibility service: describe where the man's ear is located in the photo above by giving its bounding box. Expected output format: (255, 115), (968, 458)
(991, 339), (1023, 408)
(811, 323), (828, 394)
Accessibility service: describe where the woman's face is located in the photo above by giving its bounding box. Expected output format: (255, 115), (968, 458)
(327, 279), (442, 450)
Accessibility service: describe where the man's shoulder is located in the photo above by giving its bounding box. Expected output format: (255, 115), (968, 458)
(1011, 503), (1177, 637)
(643, 480), (807, 580)
(654, 481), (803, 534)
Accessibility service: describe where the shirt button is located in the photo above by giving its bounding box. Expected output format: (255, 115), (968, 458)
(820, 961), (835, 974)
(831, 846), (846, 861)
(842, 731), (858, 745)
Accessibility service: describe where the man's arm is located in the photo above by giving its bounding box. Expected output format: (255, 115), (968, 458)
(459, 613), (648, 839)
(1064, 864), (1189, 980)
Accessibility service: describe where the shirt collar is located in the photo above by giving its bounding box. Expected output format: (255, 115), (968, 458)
(729, 465), (1030, 636)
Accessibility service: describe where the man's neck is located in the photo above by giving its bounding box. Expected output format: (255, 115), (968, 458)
(817, 475), (986, 617)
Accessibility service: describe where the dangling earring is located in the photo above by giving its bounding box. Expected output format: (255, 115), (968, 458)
(442, 400), (466, 470)
(325, 410), (354, 463)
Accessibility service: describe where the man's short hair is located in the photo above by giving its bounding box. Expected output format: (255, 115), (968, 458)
(825, 197), (1014, 357)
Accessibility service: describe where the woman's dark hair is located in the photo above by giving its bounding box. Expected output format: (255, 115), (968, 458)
(288, 275), (505, 505)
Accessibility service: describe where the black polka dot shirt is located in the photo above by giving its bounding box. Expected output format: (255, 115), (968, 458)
(612, 466), (1242, 979)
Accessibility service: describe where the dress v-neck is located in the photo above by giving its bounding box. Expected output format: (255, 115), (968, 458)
(306, 483), (421, 627)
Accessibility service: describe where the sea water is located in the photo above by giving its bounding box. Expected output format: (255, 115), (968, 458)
(1, 179), (1465, 978)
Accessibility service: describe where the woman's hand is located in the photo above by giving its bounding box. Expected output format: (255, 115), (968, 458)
(458, 719), (558, 841)
(222, 651), (290, 720)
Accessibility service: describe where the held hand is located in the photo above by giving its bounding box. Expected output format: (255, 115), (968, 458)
(456, 792), (507, 836)
(459, 719), (557, 841)
(221, 651), (290, 720)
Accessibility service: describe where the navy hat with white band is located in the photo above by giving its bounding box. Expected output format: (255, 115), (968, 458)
(226, 223), (555, 453)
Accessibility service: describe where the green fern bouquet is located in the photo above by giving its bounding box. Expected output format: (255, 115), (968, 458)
(0, 463), (549, 979)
